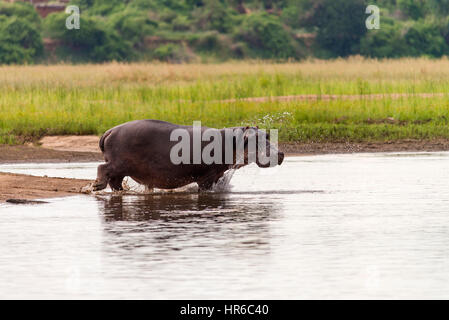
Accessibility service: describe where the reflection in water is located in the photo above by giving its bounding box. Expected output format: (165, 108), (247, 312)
(99, 193), (280, 223)
(97, 193), (280, 261)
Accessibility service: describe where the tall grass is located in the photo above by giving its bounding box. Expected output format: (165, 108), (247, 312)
(1, 58), (449, 144)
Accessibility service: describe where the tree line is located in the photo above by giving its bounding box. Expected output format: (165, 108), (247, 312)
(1, 0), (449, 64)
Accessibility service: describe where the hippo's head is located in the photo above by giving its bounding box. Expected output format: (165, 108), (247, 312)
(229, 126), (284, 168)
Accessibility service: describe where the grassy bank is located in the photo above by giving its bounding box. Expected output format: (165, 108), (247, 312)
(2, 58), (449, 144)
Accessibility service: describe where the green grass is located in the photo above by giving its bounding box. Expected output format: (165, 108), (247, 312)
(2, 60), (449, 144)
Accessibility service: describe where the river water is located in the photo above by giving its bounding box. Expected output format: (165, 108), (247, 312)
(1, 152), (449, 299)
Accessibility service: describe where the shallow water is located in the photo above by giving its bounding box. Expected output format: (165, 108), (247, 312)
(2, 152), (449, 299)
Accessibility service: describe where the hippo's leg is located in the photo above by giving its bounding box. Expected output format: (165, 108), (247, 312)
(93, 163), (111, 191)
(109, 176), (125, 191)
(198, 176), (220, 191)
(198, 172), (226, 192)
(198, 180), (214, 192)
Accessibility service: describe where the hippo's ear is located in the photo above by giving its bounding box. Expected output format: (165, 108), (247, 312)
(242, 127), (258, 148)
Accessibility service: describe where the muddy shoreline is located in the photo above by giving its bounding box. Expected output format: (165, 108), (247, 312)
(280, 139), (449, 156)
(2, 139), (449, 163)
(0, 145), (103, 164)
(2, 138), (449, 203)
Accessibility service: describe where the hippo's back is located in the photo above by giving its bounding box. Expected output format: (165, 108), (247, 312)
(100, 119), (183, 154)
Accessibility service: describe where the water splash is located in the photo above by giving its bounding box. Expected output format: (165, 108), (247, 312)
(121, 177), (199, 194)
(89, 169), (237, 196)
(211, 169), (236, 192)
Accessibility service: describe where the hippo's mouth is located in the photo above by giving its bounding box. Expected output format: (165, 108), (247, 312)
(256, 152), (284, 168)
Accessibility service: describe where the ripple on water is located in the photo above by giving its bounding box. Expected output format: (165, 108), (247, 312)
(2, 154), (449, 299)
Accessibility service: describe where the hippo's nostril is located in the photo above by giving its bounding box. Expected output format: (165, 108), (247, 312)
(278, 152), (284, 165)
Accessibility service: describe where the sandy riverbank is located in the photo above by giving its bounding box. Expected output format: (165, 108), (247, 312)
(0, 172), (92, 203)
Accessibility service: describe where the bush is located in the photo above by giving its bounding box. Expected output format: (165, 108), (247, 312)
(171, 15), (191, 31)
(427, 0), (449, 16)
(45, 13), (132, 62)
(153, 43), (195, 62)
(68, 0), (94, 12)
(235, 12), (295, 59)
(398, 0), (428, 20)
(189, 31), (239, 59)
(86, 0), (126, 16)
(192, 0), (235, 33)
(108, 9), (157, 47)
(191, 31), (221, 51)
(404, 21), (449, 57)
(0, 16), (43, 64)
(281, 0), (312, 29)
(301, 0), (367, 57)
(0, 1), (41, 30)
(129, 0), (158, 10)
(153, 43), (178, 60)
(360, 20), (408, 58)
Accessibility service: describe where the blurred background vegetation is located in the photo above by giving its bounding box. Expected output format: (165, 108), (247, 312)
(2, 0), (449, 64)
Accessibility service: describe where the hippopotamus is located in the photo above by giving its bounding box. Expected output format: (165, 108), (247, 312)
(93, 119), (284, 192)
